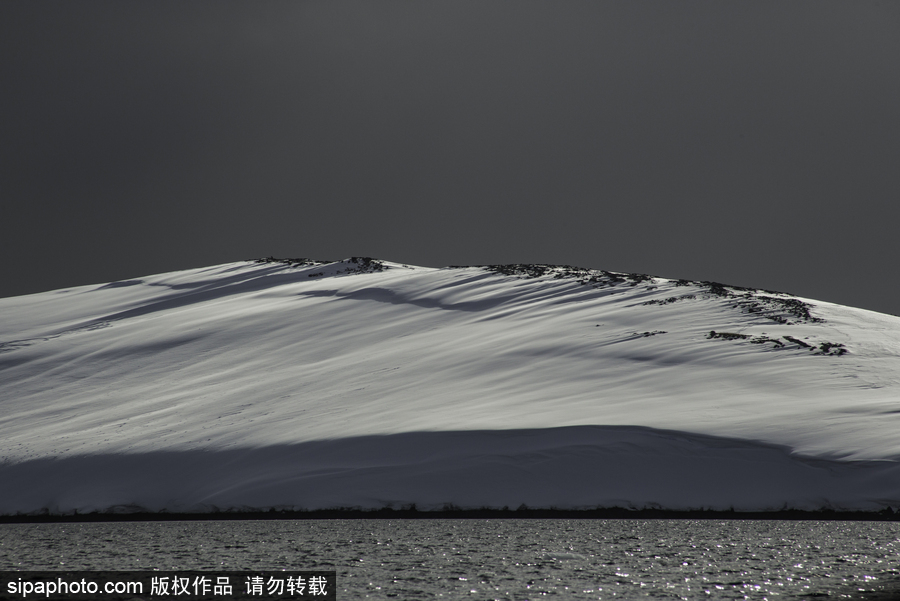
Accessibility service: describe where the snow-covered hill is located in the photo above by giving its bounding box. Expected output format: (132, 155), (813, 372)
(2, 258), (899, 515)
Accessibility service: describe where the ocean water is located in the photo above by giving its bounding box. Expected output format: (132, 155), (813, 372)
(0, 519), (898, 600)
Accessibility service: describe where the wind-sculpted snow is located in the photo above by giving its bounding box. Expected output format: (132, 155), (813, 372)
(1, 258), (899, 515)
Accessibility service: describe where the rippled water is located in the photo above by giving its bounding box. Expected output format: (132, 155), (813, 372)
(1, 519), (898, 599)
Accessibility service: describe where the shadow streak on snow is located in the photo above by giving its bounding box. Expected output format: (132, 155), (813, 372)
(4, 263), (414, 353)
(297, 278), (609, 314)
(298, 287), (496, 312)
(82, 266), (322, 325)
(0, 266), (314, 354)
(1, 426), (898, 517)
(78, 263), (550, 328)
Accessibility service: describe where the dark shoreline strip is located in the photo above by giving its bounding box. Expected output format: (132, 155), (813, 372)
(2, 506), (897, 524)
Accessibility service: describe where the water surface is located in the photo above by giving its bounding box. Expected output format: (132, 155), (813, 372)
(1, 519), (898, 599)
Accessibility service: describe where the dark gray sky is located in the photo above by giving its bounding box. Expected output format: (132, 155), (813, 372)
(2, 0), (898, 315)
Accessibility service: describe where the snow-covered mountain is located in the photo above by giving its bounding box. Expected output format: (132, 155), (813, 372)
(2, 258), (899, 515)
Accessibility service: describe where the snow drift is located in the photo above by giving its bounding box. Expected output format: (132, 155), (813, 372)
(1, 258), (899, 515)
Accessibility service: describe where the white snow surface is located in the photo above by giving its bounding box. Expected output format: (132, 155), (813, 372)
(2, 258), (899, 514)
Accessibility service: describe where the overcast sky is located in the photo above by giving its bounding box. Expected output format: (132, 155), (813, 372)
(2, 0), (898, 315)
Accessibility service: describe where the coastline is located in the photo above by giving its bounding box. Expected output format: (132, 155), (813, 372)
(2, 505), (898, 524)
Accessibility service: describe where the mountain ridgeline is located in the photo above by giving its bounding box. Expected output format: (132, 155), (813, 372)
(254, 257), (845, 356)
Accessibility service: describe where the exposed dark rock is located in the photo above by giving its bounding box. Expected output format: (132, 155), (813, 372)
(707, 331), (750, 341)
(253, 256), (331, 267)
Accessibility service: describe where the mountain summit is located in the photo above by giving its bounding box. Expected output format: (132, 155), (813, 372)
(2, 258), (899, 515)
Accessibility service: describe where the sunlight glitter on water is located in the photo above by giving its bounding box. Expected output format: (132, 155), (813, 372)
(0, 519), (898, 600)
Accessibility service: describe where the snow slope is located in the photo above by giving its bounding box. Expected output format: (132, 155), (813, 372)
(1, 258), (899, 514)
